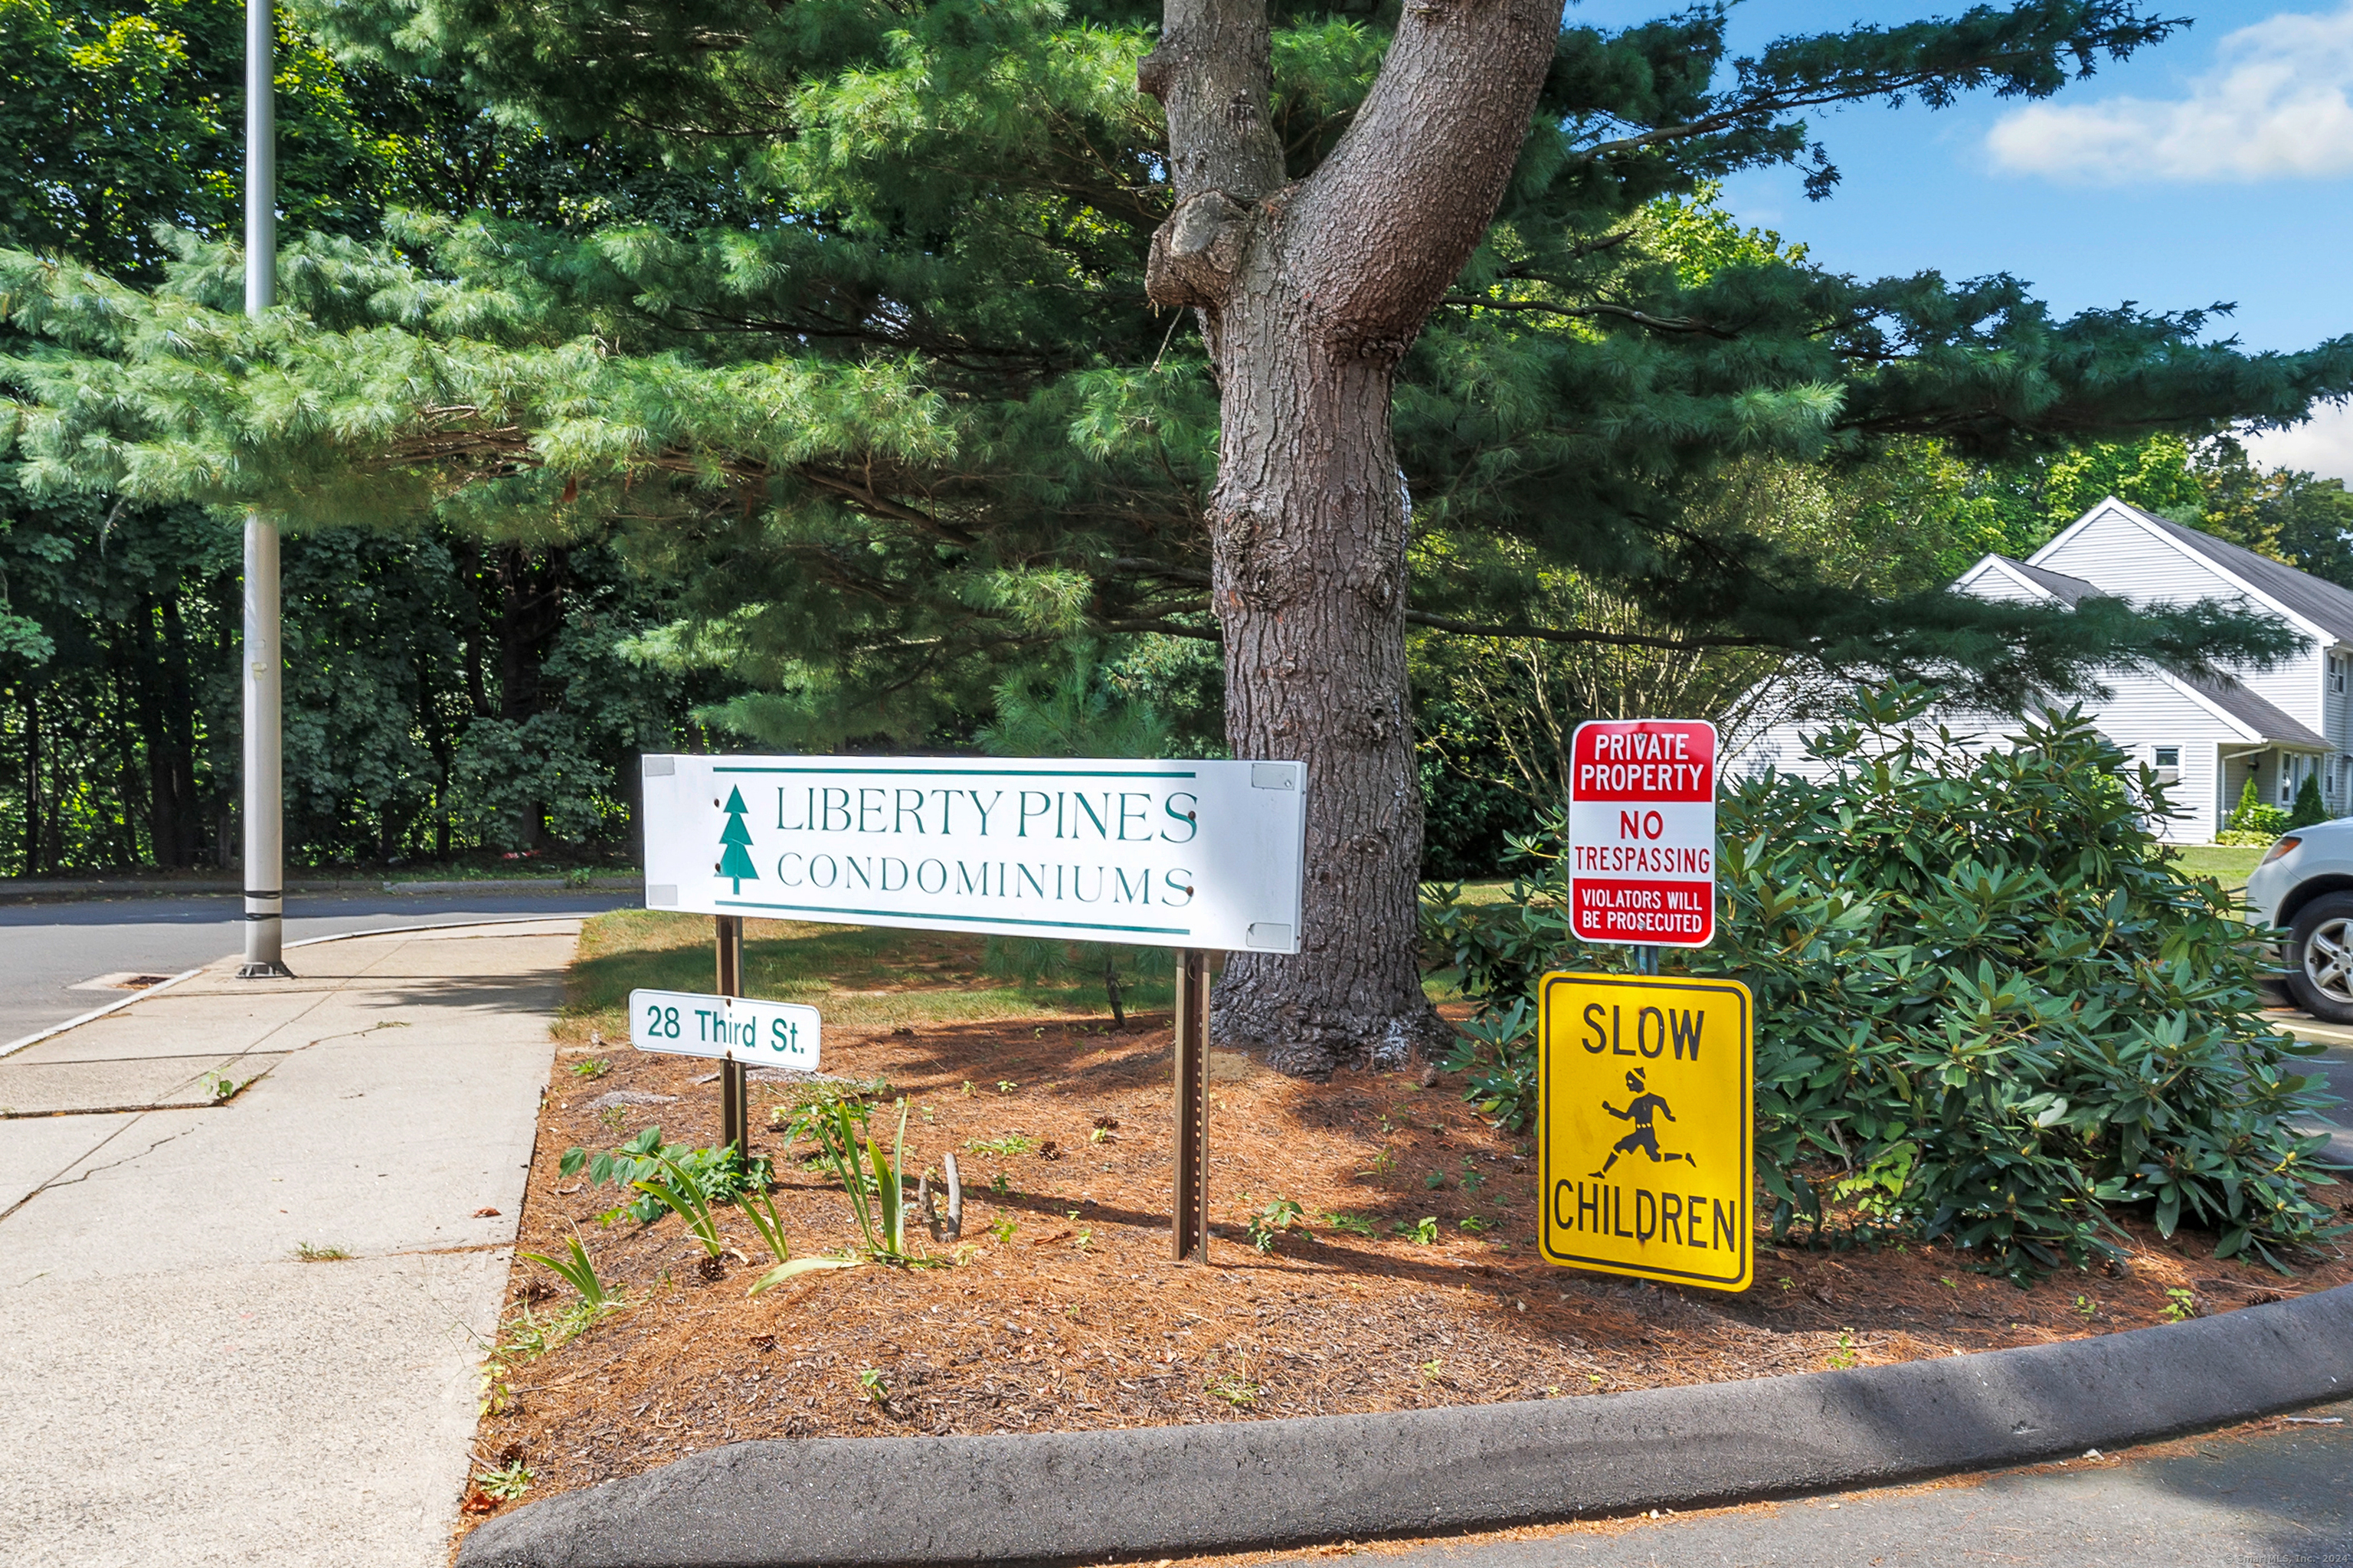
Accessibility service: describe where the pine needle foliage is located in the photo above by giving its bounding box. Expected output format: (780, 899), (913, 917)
(5, 1), (2349, 745)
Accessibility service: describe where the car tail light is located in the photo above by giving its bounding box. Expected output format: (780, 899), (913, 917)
(2261, 836), (2302, 866)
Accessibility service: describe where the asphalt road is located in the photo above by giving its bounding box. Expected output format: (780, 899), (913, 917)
(0, 890), (639, 1046)
(2277, 1019), (2353, 1166)
(1284, 1401), (2353, 1568)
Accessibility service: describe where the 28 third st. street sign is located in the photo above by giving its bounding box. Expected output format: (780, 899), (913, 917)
(1566, 719), (1717, 948)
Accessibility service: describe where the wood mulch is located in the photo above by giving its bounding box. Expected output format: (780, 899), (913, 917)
(457, 1000), (2353, 1537)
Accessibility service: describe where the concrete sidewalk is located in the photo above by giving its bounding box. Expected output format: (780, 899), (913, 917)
(0, 920), (578, 1567)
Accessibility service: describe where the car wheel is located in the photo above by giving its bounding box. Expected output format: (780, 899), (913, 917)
(2286, 892), (2353, 1023)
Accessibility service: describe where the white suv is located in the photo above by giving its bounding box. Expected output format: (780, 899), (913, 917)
(2244, 821), (2353, 1021)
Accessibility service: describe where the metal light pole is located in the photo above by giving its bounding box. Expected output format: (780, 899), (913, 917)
(237, 0), (291, 978)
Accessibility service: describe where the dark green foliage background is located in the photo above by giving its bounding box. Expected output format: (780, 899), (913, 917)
(0, 0), (747, 872)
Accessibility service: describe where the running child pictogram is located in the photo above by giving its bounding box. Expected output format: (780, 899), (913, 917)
(1591, 1067), (1696, 1177)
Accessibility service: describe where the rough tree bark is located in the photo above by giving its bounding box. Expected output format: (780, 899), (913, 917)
(1139, 0), (1563, 1075)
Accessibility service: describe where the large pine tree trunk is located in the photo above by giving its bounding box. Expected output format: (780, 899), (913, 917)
(1206, 301), (1432, 1074)
(1141, 0), (1559, 1075)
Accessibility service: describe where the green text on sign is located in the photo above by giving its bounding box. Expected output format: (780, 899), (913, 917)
(1536, 971), (1752, 1292)
(628, 987), (821, 1072)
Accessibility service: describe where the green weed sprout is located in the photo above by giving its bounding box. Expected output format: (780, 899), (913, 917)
(809, 1097), (925, 1262)
(1246, 1197), (1306, 1253)
(517, 1235), (617, 1310)
(739, 1181), (862, 1295)
(630, 1151), (728, 1258)
(475, 1462), (532, 1501)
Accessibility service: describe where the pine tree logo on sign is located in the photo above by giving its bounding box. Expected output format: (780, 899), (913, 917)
(1566, 719), (1716, 948)
(717, 787), (760, 892)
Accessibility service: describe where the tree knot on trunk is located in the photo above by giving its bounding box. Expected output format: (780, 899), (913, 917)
(1146, 190), (1256, 311)
(1134, 40), (1177, 102)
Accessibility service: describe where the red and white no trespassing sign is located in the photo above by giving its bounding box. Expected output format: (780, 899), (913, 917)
(1567, 719), (1716, 948)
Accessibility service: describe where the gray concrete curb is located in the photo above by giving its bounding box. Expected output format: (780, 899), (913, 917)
(457, 1283), (2353, 1567)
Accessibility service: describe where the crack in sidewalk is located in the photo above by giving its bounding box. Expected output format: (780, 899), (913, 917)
(0, 1116), (195, 1226)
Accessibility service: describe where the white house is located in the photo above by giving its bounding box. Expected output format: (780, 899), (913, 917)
(1736, 496), (2353, 843)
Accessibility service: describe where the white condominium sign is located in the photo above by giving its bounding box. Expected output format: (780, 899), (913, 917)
(640, 755), (1308, 953)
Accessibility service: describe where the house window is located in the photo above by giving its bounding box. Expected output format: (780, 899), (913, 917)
(2153, 746), (2180, 768)
(2334, 654), (2348, 694)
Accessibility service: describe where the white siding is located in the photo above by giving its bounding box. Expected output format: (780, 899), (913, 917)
(1730, 696), (2226, 841)
(2222, 748), (2259, 823)
(2083, 673), (2232, 840)
(2035, 507), (2249, 607)
(1730, 711), (2014, 785)
(2238, 642), (2324, 734)
(1958, 560), (2045, 604)
(1724, 501), (2353, 841)
(2034, 503), (2327, 732)
(2325, 650), (2353, 751)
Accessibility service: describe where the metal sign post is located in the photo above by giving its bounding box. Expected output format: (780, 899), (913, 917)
(235, 0), (290, 979)
(1171, 948), (1210, 1262)
(715, 915), (749, 1159)
(1542, 716), (1744, 1288)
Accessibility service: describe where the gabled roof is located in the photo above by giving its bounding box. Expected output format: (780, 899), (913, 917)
(1990, 555), (2099, 606)
(2182, 673), (2328, 750)
(2083, 500), (2353, 646)
(1959, 546), (2330, 750)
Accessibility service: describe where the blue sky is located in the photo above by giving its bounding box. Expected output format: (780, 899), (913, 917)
(1567, 1), (2353, 476)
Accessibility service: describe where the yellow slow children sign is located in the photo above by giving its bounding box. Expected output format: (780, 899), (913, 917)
(1537, 972), (1753, 1291)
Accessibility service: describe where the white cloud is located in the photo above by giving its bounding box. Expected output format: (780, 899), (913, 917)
(1986, 4), (2353, 182)
(2243, 401), (2353, 483)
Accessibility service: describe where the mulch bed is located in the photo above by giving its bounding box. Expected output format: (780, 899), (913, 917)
(458, 990), (2353, 1537)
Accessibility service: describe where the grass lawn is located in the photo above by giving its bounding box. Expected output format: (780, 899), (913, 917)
(565, 910), (1180, 1039)
(2168, 843), (2267, 899)
(566, 904), (1491, 1035)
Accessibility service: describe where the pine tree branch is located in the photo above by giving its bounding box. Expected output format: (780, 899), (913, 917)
(1102, 556), (1212, 585)
(793, 467), (980, 546)
(1098, 617), (1223, 641)
(1565, 5), (2184, 171)
(1439, 296), (1737, 338)
(1402, 610), (1774, 650)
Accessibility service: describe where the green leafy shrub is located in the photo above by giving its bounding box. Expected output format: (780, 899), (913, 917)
(2290, 773), (2328, 829)
(1428, 686), (2342, 1280)
(2225, 776), (2292, 839)
(558, 1127), (769, 1226)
